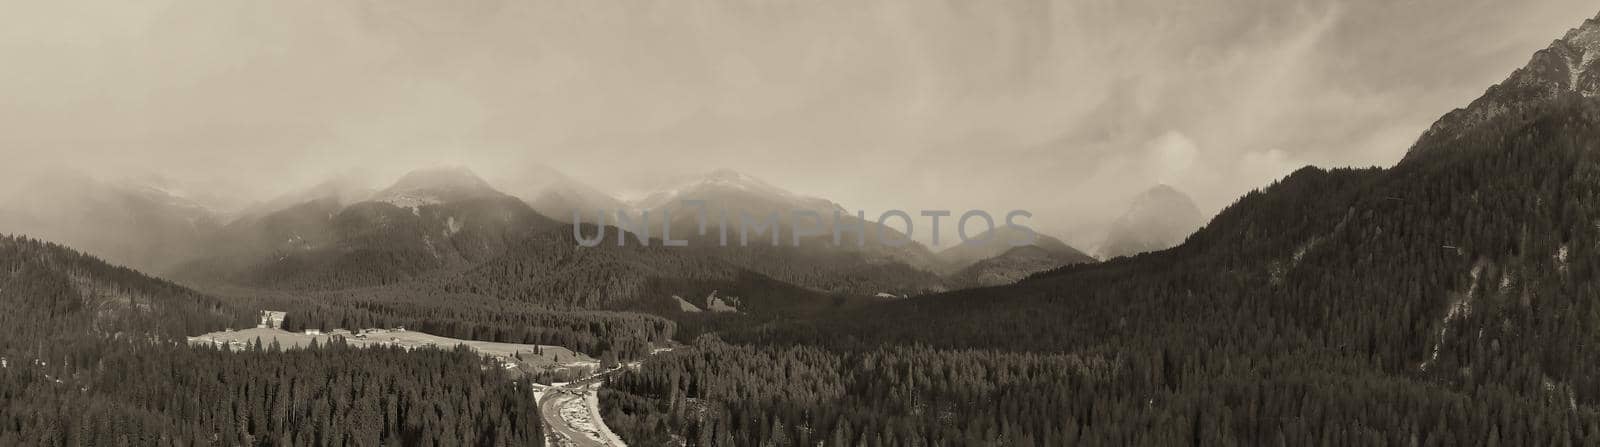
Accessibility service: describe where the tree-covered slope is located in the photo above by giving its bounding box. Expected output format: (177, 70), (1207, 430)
(0, 235), (544, 445)
(603, 92), (1600, 447)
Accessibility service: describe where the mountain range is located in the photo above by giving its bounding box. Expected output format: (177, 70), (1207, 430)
(0, 159), (1125, 304)
(16, 164), (1113, 319)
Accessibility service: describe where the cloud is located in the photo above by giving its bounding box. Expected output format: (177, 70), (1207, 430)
(1238, 149), (1306, 188)
(1145, 131), (1199, 186)
(0, 0), (1596, 244)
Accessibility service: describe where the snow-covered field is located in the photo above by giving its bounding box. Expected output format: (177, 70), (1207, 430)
(187, 326), (598, 371)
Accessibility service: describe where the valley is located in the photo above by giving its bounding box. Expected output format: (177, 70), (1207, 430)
(189, 309), (658, 447)
(8, 3), (1600, 446)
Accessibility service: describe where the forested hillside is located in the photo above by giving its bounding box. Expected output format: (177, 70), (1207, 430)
(0, 235), (544, 445)
(188, 195), (562, 289)
(0, 341), (541, 446)
(0, 235), (254, 342)
(602, 95), (1600, 445)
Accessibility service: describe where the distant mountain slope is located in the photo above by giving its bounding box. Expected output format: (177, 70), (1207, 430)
(209, 197), (344, 261)
(937, 226), (1089, 270)
(936, 226), (1096, 288)
(0, 171), (224, 275)
(316, 223), (888, 332)
(440, 225), (744, 308)
(236, 174), (376, 219)
(492, 164), (627, 222)
(947, 245), (1096, 288)
(632, 169), (942, 271)
(0, 235), (252, 342)
(1096, 184), (1204, 259)
(372, 165), (509, 207)
(185, 166), (941, 300)
(619, 169), (946, 295)
(179, 167), (563, 289)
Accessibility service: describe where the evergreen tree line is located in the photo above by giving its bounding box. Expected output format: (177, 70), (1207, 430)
(599, 96), (1600, 445)
(603, 338), (1600, 446)
(1, 339), (542, 446)
(0, 235), (548, 445)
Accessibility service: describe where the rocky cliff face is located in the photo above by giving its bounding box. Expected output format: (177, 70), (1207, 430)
(1410, 13), (1600, 156)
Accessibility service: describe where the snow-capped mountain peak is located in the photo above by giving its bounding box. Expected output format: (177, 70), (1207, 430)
(1409, 10), (1600, 157)
(374, 166), (505, 208)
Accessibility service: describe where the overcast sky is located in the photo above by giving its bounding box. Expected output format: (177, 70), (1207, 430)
(1, 0), (1595, 245)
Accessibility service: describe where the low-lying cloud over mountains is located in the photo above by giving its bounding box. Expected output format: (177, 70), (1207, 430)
(3, 1), (1596, 245)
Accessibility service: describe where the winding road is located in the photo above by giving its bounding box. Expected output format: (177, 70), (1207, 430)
(538, 369), (629, 447)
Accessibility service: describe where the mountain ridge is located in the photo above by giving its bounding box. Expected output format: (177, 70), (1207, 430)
(1410, 11), (1600, 157)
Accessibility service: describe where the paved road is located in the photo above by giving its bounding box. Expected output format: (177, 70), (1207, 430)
(538, 370), (626, 447)
(539, 348), (673, 446)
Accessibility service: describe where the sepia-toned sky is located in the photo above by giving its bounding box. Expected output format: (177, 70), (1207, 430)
(0, 0), (1595, 245)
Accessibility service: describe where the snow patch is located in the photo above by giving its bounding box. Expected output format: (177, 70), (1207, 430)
(1568, 22), (1600, 91)
(445, 216), (464, 237)
(672, 295), (703, 313)
(703, 290), (740, 313)
(381, 192), (442, 209)
(1423, 261), (1483, 371)
(1557, 244), (1570, 273)
(1291, 237), (1321, 265)
(1569, 49), (1585, 89)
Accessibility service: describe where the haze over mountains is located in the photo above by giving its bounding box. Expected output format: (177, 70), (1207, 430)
(491, 164), (627, 223)
(1095, 184), (1206, 259)
(0, 171), (224, 274)
(0, 163), (1136, 306)
(189, 166), (557, 288)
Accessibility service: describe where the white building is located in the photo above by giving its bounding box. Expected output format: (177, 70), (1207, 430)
(259, 311), (287, 329)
